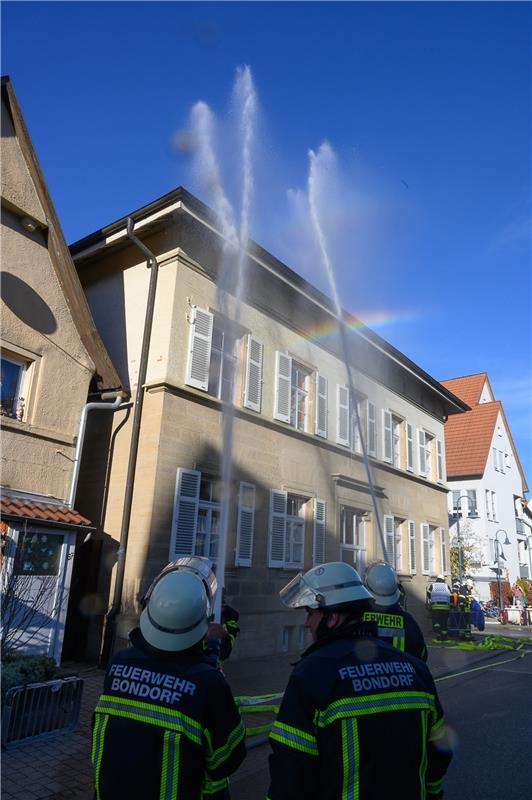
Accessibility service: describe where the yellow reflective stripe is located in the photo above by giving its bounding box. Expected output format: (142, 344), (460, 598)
(202, 776), (229, 796)
(428, 717), (445, 742)
(205, 718), (245, 770)
(427, 777), (444, 793)
(341, 718), (359, 800)
(160, 731), (180, 800)
(95, 694), (202, 743)
(318, 691), (436, 727)
(270, 721), (319, 755)
(91, 713), (108, 800)
(419, 710), (428, 800)
(392, 636), (405, 651)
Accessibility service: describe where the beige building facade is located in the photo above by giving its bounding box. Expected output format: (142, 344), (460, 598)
(1, 77), (120, 661)
(72, 188), (467, 660)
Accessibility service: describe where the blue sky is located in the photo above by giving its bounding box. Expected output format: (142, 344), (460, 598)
(3, 1), (531, 487)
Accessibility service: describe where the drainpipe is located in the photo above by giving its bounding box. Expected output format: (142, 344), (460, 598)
(100, 217), (160, 667)
(67, 391), (129, 509)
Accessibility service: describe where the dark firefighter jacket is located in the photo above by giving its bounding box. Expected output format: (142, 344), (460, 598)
(363, 602), (428, 661)
(267, 621), (452, 800)
(92, 628), (246, 800)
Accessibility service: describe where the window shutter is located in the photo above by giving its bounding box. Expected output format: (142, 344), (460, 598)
(418, 430), (427, 476)
(235, 482), (256, 567)
(395, 522), (403, 572)
(383, 410), (393, 463)
(429, 528), (435, 572)
(315, 374), (328, 438)
(408, 520), (416, 574)
(384, 515), (395, 564)
(367, 401), (376, 456)
(336, 385), (350, 446)
(274, 352), (292, 423)
(185, 307), (213, 391)
(440, 528), (447, 574)
(406, 423), (414, 471)
(421, 523), (430, 574)
(243, 335), (263, 412)
(436, 439), (444, 482)
(169, 469), (201, 559)
(269, 490), (287, 567)
(313, 499), (326, 565)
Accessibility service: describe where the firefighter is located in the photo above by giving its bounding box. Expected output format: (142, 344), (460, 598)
(92, 562), (246, 800)
(458, 584), (473, 640)
(205, 589), (240, 664)
(428, 575), (451, 641)
(268, 562), (453, 800)
(363, 561), (428, 660)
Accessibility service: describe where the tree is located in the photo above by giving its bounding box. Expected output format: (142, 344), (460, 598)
(449, 519), (483, 582)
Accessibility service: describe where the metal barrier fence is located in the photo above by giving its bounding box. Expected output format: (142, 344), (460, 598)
(236, 692), (284, 749)
(1, 677), (84, 749)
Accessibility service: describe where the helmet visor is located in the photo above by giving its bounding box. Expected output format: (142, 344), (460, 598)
(279, 573), (323, 609)
(142, 557), (218, 610)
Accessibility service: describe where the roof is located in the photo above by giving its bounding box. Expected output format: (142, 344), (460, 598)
(70, 186), (469, 419)
(440, 373), (488, 408)
(0, 496), (92, 528)
(444, 400), (501, 477)
(1, 76), (120, 391)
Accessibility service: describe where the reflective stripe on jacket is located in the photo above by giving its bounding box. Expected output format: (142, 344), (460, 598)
(268, 622), (452, 800)
(363, 603), (428, 661)
(92, 629), (245, 800)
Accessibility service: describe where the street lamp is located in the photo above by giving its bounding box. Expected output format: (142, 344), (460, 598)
(493, 529), (511, 617)
(452, 494), (479, 587)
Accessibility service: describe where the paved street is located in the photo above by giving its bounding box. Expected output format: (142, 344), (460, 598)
(2, 632), (531, 800)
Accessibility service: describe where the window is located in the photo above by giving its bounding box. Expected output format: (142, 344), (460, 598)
(392, 415), (402, 468)
(186, 307), (248, 404)
(170, 469), (257, 566)
(421, 523), (435, 574)
(466, 490), (477, 516)
(485, 489), (491, 520)
(418, 430), (434, 479)
(493, 447), (499, 471)
(408, 520), (416, 574)
(499, 450), (505, 474)
(352, 394), (367, 455)
(0, 356), (27, 420)
(337, 386), (367, 452)
(268, 490), (319, 569)
(436, 440), (444, 482)
(491, 491), (498, 522)
(15, 531), (64, 576)
(440, 528), (448, 574)
(274, 353), (316, 433)
(452, 490), (461, 515)
(340, 508), (366, 574)
(384, 515), (404, 571)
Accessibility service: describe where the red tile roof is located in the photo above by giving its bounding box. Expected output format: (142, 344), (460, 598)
(0, 496), (92, 527)
(444, 401), (501, 477)
(440, 373), (487, 408)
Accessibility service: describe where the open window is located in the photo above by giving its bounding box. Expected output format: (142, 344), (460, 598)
(1, 354), (30, 421)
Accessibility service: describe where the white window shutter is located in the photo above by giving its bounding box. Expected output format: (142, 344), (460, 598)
(336, 385), (350, 446)
(269, 490), (287, 567)
(185, 307), (213, 391)
(169, 468), (201, 559)
(235, 482), (256, 567)
(395, 522), (403, 572)
(274, 352), (292, 423)
(406, 423), (414, 471)
(436, 439), (444, 482)
(243, 335), (263, 412)
(315, 374), (328, 438)
(408, 520), (416, 574)
(383, 410), (393, 463)
(421, 523), (430, 574)
(367, 401), (377, 456)
(440, 528), (447, 574)
(313, 499), (326, 565)
(384, 515), (395, 564)
(418, 430), (427, 476)
(429, 527), (435, 572)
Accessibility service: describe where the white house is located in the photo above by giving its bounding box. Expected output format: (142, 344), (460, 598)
(441, 373), (529, 602)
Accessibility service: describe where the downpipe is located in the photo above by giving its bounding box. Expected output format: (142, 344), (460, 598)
(100, 217), (160, 667)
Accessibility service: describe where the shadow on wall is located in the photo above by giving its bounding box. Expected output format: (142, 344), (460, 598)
(1, 271), (57, 334)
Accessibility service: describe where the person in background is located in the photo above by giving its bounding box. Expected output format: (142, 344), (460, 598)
(428, 575), (451, 641)
(94, 560), (246, 800)
(457, 584), (473, 640)
(268, 562), (453, 800)
(363, 561), (427, 661)
(206, 591), (240, 664)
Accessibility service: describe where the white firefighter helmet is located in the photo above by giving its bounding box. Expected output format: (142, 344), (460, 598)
(280, 562), (373, 610)
(365, 562), (400, 607)
(142, 556), (217, 609)
(139, 569), (212, 652)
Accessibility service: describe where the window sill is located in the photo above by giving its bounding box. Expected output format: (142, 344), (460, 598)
(1, 415), (75, 445)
